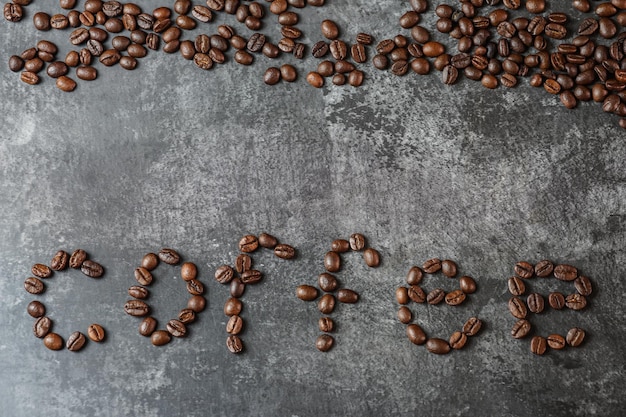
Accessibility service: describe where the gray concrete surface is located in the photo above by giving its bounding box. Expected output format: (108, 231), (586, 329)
(1, 1), (625, 416)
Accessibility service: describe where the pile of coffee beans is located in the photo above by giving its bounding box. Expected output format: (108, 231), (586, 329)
(25, 249), (106, 351)
(396, 259), (481, 354)
(507, 260), (591, 355)
(214, 233), (296, 354)
(124, 248), (206, 346)
(296, 233), (380, 352)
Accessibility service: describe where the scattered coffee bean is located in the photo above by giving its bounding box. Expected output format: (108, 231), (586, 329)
(459, 276), (477, 294)
(321, 19), (339, 40)
(151, 330), (171, 346)
(565, 293), (587, 310)
(318, 294), (336, 314)
(124, 299), (150, 316)
(349, 233), (366, 251)
(363, 248), (380, 267)
(508, 297), (528, 319)
(547, 333), (565, 350)
(315, 334), (334, 352)
(515, 261), (534, 279)
(34, 316), (52, 338)
(139, 316), (157, 336)
(230, 277), (245, 298)
(44, 333), (64, 350)
(508, 276), (526, 296)
(50, 250), (69, 271)
(407, 285), (426, 303)
(66, 331), (87, 352)
(337, 288), (358, 303)
(32, 263), (52, 279)
(449, 331), (468, 349)
(24, 277), (45, 294)
(258, 232), (278, 249)
(128, 285), (149, 299)
(226, 315), (243, 334)
(274, 244), (295, 259)
(158, 248), (180, 265)
(324, 251), (341, 272)
(511, 319), (531, 339)
(166, 319), (187, 337)
(426, 338), (451, 354)
(239, 235), (259, 252)
(463, 317), (482, 336)
(527, 293), (545, 313)
(534, 260), (554, 277)
(566, 327), (585, 347)
(406, 324), (426, 345)
(427, 288), (445, 305)
(134, 267), (153, 286)
(445, 289), (466, 306)
(423, 258), (442, 274)
(441, 260), (457, 277)
(574, 276), (593, 296)
(554, 264), (578, 281)
(141, 253), (159, 270)
(530, 335), (547, 355)
(241, 269), (262, 284)
(406, 266), (423, 285)
(227, 335), (244, 353)
(319, 317), (334, 333)
(69, 249), (87, 268)
(180, 262), (197, 281)
(215, 265), (234, 284)
(81, 260), (104, 278)
(87, 324), (105, 342)
(27, 300), (46, 318)
(224, 297), (243, 316)
(296, 284), (318, 301)
(397, 306), (412, 324)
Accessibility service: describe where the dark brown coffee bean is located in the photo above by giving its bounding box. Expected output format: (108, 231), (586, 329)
(318, 273), (338, 292)
(396, 287), (409, 304)
(81, 260), (104, 278)
(8, 55), (24, 72)
(449, 331), (468, 349)
(233, 254), (250, 274)
(445, 289), (466, 306)
(441, 260), (457, 277)
(224, 297), (242, 316)
(406, 324), (426, 345)
(351, 43), (367, 64)
(194, 53), (213, 70)
(296, 285), (318, 301)
(318, 294), (336, 314)
(511, 319), (531, 338)
(426, 338), (451, 354)
(139, 316), (157, 336)
(179, 262), (197, 282)
(33, 12), (51, 30)
(127, 44), (147, 58)
(206, 0), (225, 11)
(4, 3), (23, 22)
(166, 319), (187, 338)
(241, 269), (262, 284)
(567, 327), (585, 347)
(27, 300), (46, 318)
(87, 324), (105, 342)
(319, 317), (334, 333)
(134, 267), (153, 286)
(337, 289), (358, 303)
(55, 76), (77, 92)
(407, 285), (425, 303)
(547, 334), (565, 350)
(230, 277), (245, 298)
(306, 71), (323, 88)
(335, 60), (355, 74)
(238, 235), (259, 252)
(24, 277), (45, 294)
(329, 40), (347, 60)
(363, 248), (380, 267)
(192, 5), (212, 22)
(20, 71), (39, 85)
(278, 39), (296, 54)
(247, 33), (266, 53)
(463, 317), (482, 336)
(258, 232), (278, 249)
(275, 244), (296, 259)
(315, 334), (333, 352)
(44, 333), (64, 350)
(32, 263), (52, 279)
(459, 276), (477, 294)
(66, 331), (86, 352)
(406, 267), (423, 285)
(508, 297), (527, 319)
(324, 251), (341, 272)
(158, 248), (180, 265)
(226, 334), (244, 353)
(34, 316), (52, 338)
(356, 32), (373, 45)
(128, 285), (149, 299)
(151, 330), (171, 346)
(397, 306), (412, 324)
(566, 293), (587, 310)
(423, 258), (442, 273)
(427, 288), (445, 305)
(515, 261), (534, 279)
(574, 276), (593, 296)
(321, 19), (339, 40)
(527, 293), (545, 313)
(530, 336), (547, 355)
(99, 49), (121, 66)
(547, 292), (565, 310)
(534, 260), (554, 277)
(554, 264), (578, 281)
(311, 41), (328, 58)
(125, 300), (150, 316)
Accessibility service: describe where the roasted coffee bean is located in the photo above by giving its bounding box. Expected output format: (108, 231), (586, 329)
(192, 5), (212, 22)
(194, 53), (213, 70)
(44, 333), (64, 350)
(215, 265), (234, 284)
(27, 300), (46, 318)
(306, 71), (323, 88)
(258, 232), (278, 249)
(527, 293), (545, 313)
(183, 279), (203, 296)
(427, 288), (445, 305)
(315, 273), (337, 293)
(334, 60), (354, 74)
(441, 260), (457, 277)
(530, 336), (547, 355)
(312, 41), (329, 58)
(404, 285), (424, 304)
(337, 289), (359, 303)
(566, 327), (585, 347)
(226, 315), (243, 335)
(86, 324), (104, 342)
(224, 297), (243, 316)
(188, 295), (206, 313)
(324, 251), (341, 272)
(37, 40), (57, 55)
(151, 330), (171, 346)
(234, 254), (251, 274)
(226, 335), (244, 353)
(463, 317), (482, 336)
(329, 40), (347, 61)
(4, 3), (23, 22)
(180, 262), (197, 281)
(459, 276), (477, 294)
(87, 39), (104, 57)
(423, 258), (442, 274)
(21, 49), (37, 62)
(20, 72), (39, 86)
(34, 12), (51, 30)
(426, 338), (451, 354)
(179, 308), (199, 325)
(548, 292), (566, 310)
(406, 324), (426, 345)
(450, 331), (468, 349)
(239, 235), (259, 252)
(158, 248), (180, 265)
(396, 287), (409, 304)
(247, 34), (266, 53)
(275, 244), (296, 259)
(397, 306), (412, 324)
(575, 276), (593, 296)
(406, 266), (423, 285)
(347, 234), (365, 251)
(363, 248), (380, 267)
(534, 260), (554, 277)
(241, 269), (262, 284)
(316, 334), (333, 352)
(128, 285), (149, 299)
(318, 294), (336, 314)
(75, 65), (97, 81)
(230, 277), (245, 298)
(356, 32), (373, 45)
(327, 241), (350, 256)
(511, 319), (531, 338)
(445, 289), (466, 306)
(81, 260), (104, 278)
(32, 264), (52, 279)
(554, 264), (578, 281)
(66, 331), (87, 352)
(56, 76), (77, 92)
(34, 316), (52, 338)
(8, 55), (24, 72)
(547, 334), (565, 350)
(125, 300), (150, 316)
(508, 297), (527, 319)
(79, 49), (92, 66)
(321, 19), (339, 40)
(319, 317), (334, 333)
(566, 293), (587, 310)
(296, 285), (318, 301)
(139, 316), (157, 336)
(25, 277), (45, 294)
(515, 261), (534, 279)
(127, 44), (147, 58)
(166, 319), (187, 338)
(134, 267), (153, 286)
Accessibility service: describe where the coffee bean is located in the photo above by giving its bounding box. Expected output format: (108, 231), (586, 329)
(441, 260), (457, 277)
(27, 300), (46, 318)
(527, 293), (545, 313)
(450, 331), (468, 349)
(547, 292), (565, 310)
(227, 315), (243, 334)
(318, 294), (336, 314)
(423, 258), (442, 274)
(4, 3), (23, 22)
(125, 300), (150, 316)
(566, 327), (585, 347)
(139, 316), (157, 336)
(554, 264), (578, 281)
(258, 232), (278, 249)
(44, 333), (64, 350)
(224, 297), (243, 316)
(324, 251), (341, 272)
(166, 319), (187, 338)
(151, 330), (171, 346)
(511, 319), (531, 339)
(356, 33), (373, 45)
(407, 285), (426, 303)
(158, 248), (180, 265)
(34, 316), (52, 338)
(192, 5), (213, 22)
(70, 249), (87, 268)
(215, 265), (234, 284)
(337, 289), (358, 303)
(363, 248), (380, 267)
(81, 260), (103, 278)
(31, 263), (52, 279)
(427, 288), (445, 305)
(445, 289), (466, 306)
(134, 267), (153, 286)
(275, 244), (295, 259)
(306, 71), (323, 88)
(24, 277), (45, 294)
(66, 331), (87, 352)
(574, 276), (593, 296)
(187, 295), (206, 312)
(463, 317), (482, 336)
(185, 279), (204, 296)
(508, 297), (527, 319)
(426, 338), (451, 354)
(317, 273), (338, 293)
(230, 277), (245, 298)
(296, 285), (318, 301)
(423, 41), (445, 58)
(397, 306), (412, 324)
(55, 76), (77, 92)
(534, 260), (554, 277)
(239, 235), (259, 252)
(459, 276), (477, 294)
(227, 334), (244, 353)
(241, 269), (262, 284)
(319, 317), (334, 333)
(316, 334), (333, 352)
(406, 267), (423, 285)
(247, 33), (266, 53)
(547, 334), (565, 350)
(127, 44), (147, 58)
(87, 324), (105, 342)
(264, 67), (281, 85)
(312, 41), (329, 58)
(180, 262), (197, 281)
(515, 261), (534, 279)
(530, 336), (547, 355)
(50, 250), (69, 271)
(565, 293), (587, 310)
(406, 324), (426, 345)
(8, 55), (24, 72)
(321, 19), (339, 40)
(332, 73), (346, 86)
(328, 240), (349, 254)
(128, 285), (149, 299)
(349, 233), (366, 251)
(372, 54), (389, 70)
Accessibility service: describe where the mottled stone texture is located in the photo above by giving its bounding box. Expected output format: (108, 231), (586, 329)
(0, 1), (625, 416)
